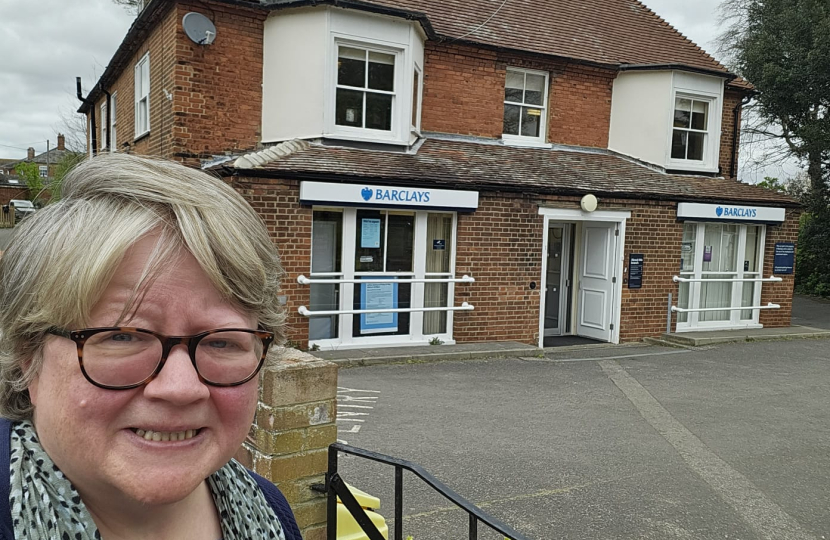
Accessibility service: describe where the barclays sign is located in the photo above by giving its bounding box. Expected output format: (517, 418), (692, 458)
(300, 181), (478, 211)
(678, 202), (784, 223)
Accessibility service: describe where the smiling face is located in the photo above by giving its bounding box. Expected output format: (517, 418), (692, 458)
(28, 235), (259, 510)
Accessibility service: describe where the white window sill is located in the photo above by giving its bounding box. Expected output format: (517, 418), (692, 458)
(324, 130), (409, 147)
(134, 130), (150, 143)
(501, 137), (552, 149)
(666, 159), (718, 174)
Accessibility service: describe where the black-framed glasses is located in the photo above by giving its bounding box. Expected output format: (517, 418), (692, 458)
(48, 327), (275, 390)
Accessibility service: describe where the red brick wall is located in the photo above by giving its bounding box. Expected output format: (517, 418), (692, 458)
(719, 89), (745, 178)
(92, 1), (264, 165)
(452, 193), (545, 344)
(422, 43), (614, 148)
(0, 186), (29, 206)
(760, 208), (801, 327)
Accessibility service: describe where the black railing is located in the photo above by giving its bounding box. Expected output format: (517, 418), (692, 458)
(325, 442), (531, 540)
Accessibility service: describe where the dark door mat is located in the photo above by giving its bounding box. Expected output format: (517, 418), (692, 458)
(543, 335), (605, 347)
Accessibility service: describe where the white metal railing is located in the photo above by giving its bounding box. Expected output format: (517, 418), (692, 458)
(666, 274), (783, 332)
(298, 303), (475, 317)
(673, 275), (782, 284)
(671, 303), (780, 314)
(297, 275), (475, 285)
(297, 274), (475, 318)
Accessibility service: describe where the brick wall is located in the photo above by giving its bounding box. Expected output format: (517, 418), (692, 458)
(235, 348), (337, 540)
(719, 89), (745, 178)
(0, 186), (29, 206)
(760, 207), (801, 327)
(422, 43), (614, 148)
(92, 0), (264, 165)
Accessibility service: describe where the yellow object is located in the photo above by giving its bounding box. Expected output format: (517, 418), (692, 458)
(336, 484), (389, 540)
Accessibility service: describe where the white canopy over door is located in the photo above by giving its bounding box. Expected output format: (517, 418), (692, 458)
(576, 222), (617, 342)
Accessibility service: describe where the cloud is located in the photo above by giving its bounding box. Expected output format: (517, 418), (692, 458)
(0, 0), (133, 158)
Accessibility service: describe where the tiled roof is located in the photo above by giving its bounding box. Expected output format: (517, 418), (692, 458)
(271, 0), (740, 82)
(219, 137), (797, 207)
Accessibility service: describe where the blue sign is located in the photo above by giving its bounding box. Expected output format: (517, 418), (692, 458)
(360, 219), (381, 248)
(433, 239), (446, 250)
(773, 242), (795, 275)
(360, 279), (398, 334)
(361, 187), (431, 203)
(628, 253), (643, 289)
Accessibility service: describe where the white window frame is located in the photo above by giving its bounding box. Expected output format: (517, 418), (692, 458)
(38, 166), (48, 179)
(100, 102), (108, 150)
(666, 91), (719, 172)
(308, 207), (459, 350)
(676, 222), (767, 331)
(110, 92), (118, 152)
(328, 38), (406, 144)
(502, 67), (550, 147)
(134, 52), (150, 139)
(411, 63), (423, 134)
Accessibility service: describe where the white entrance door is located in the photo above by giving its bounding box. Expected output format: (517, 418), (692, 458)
(576, 222), (616, 341)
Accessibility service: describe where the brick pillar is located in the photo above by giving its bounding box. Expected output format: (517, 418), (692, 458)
(236, 348), (338, 540)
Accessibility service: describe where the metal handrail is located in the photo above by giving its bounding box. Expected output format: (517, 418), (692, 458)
(326, 442), (530, 540)
(673, 275), (782, 284)
(299, 303), (474, 317)
(671, 303), (780, 314)
(298, 274), (475, 285)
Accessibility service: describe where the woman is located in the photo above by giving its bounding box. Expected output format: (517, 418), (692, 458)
(0, 154), (302, 539)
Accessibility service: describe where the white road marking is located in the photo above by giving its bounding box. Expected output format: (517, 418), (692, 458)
(337, 412), (369, 417)
(338, 387), (381, 393)
(338, 425), (362, 434)
(339, 395), (378, 402)
(338, 404), (374, 409)
(599, 359), (817, 540)
(335, 418), (365, 423)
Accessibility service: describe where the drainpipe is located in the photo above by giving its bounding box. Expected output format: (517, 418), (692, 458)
(730, 93), (753, 179)
(103, 89), (112, 151)
(77, 77), (97, 156)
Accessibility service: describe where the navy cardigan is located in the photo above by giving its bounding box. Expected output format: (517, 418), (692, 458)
(0, 418), (302, 540)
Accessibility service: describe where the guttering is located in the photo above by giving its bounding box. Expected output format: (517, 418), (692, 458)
(77, 77), (97, 155)
(619, 63), (737, 82)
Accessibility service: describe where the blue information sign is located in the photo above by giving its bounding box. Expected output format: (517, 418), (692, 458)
(433, 239), (446, 250)
(773, 242), (795, 275)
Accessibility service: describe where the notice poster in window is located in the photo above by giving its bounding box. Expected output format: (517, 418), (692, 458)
(360, 280), (398, 334)
(703, 245), (713, 262)
(361, 219), (381, 248)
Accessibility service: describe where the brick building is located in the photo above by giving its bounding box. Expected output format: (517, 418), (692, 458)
(80, 0), (800, 349)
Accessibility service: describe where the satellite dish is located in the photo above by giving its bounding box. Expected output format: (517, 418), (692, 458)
(183, 12), (217, 45)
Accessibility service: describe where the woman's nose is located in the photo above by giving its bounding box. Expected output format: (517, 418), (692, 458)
(142, 343), (210, 404)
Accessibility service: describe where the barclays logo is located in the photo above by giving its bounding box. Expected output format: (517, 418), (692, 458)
(715, 205), (758, 218)
(716, 206), (724, 217)
(361, 187), (373, 201)
(358, 186), (431, 203)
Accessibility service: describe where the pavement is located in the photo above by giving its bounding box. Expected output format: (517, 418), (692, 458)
(334, 338), (830, 540)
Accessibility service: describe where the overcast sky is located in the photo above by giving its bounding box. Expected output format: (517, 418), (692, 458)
(0, 0), (800, 180)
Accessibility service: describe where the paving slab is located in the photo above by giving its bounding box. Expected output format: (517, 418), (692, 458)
(662, 325), (830, 346)
(311, 341), (541, 367)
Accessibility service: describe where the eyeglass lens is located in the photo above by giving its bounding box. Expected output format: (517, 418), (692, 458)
(81, 329), (265, 387)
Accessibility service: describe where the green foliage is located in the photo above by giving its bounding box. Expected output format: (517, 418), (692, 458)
(733, 0), (830, 193)
(795, 190), (830, 297)
(14, 162), (43, 202)
(428, 337), (444, 346)
(49, 152), (86, 203)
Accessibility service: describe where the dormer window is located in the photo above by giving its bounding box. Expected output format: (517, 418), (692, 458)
(671, 96), (710, 161)
(336, 45), (396, 132)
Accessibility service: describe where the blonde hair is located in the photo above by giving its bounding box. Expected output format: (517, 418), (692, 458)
(0, 153), (284, 419)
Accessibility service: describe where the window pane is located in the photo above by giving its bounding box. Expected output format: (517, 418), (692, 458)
(671, 130), (687, 159)
(505, 70), (524, 102)
(740, 282), (755, 320)
(355, 210), (385, 272)
(309, 281), (339, 340)
(335, 89), (363, 127)
(385, 213), (414, 272)
(338, 47), (365, 87)
(744, 225), (761, 273)
(721, 225), (738, 272)
(503, 104), (520, 135)
(412, 69), (420, 128)
(687, 132), (705, 160)
(365, 93), (393, 130)
(680, 223), (696, 272)
(700, 276), (733, 322)
(691, 101), (708, 130)
(524, 73), (545, 106)
(677, 281), (690, 323)
(423, 281), (449, 335)
(312, 211), (342, 273)
(521, 106), (541, 137)
(352, 282), (410, 337)
(673, 98), (691, 128)
(368, 52), (395, 91)
(702, 224), (723, 273)
(426, 213), (453, 273)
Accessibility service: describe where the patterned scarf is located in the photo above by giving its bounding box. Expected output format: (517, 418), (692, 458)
(9, 420), (286, 540)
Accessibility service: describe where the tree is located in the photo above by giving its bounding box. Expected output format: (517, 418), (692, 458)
(721, 0), (830, 195)
(112, 0), (143, 16)
(49, 152), (86, 203)
(14, 162), (44, 202)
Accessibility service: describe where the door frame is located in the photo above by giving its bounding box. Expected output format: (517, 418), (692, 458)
(537, 207), (631, 347)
